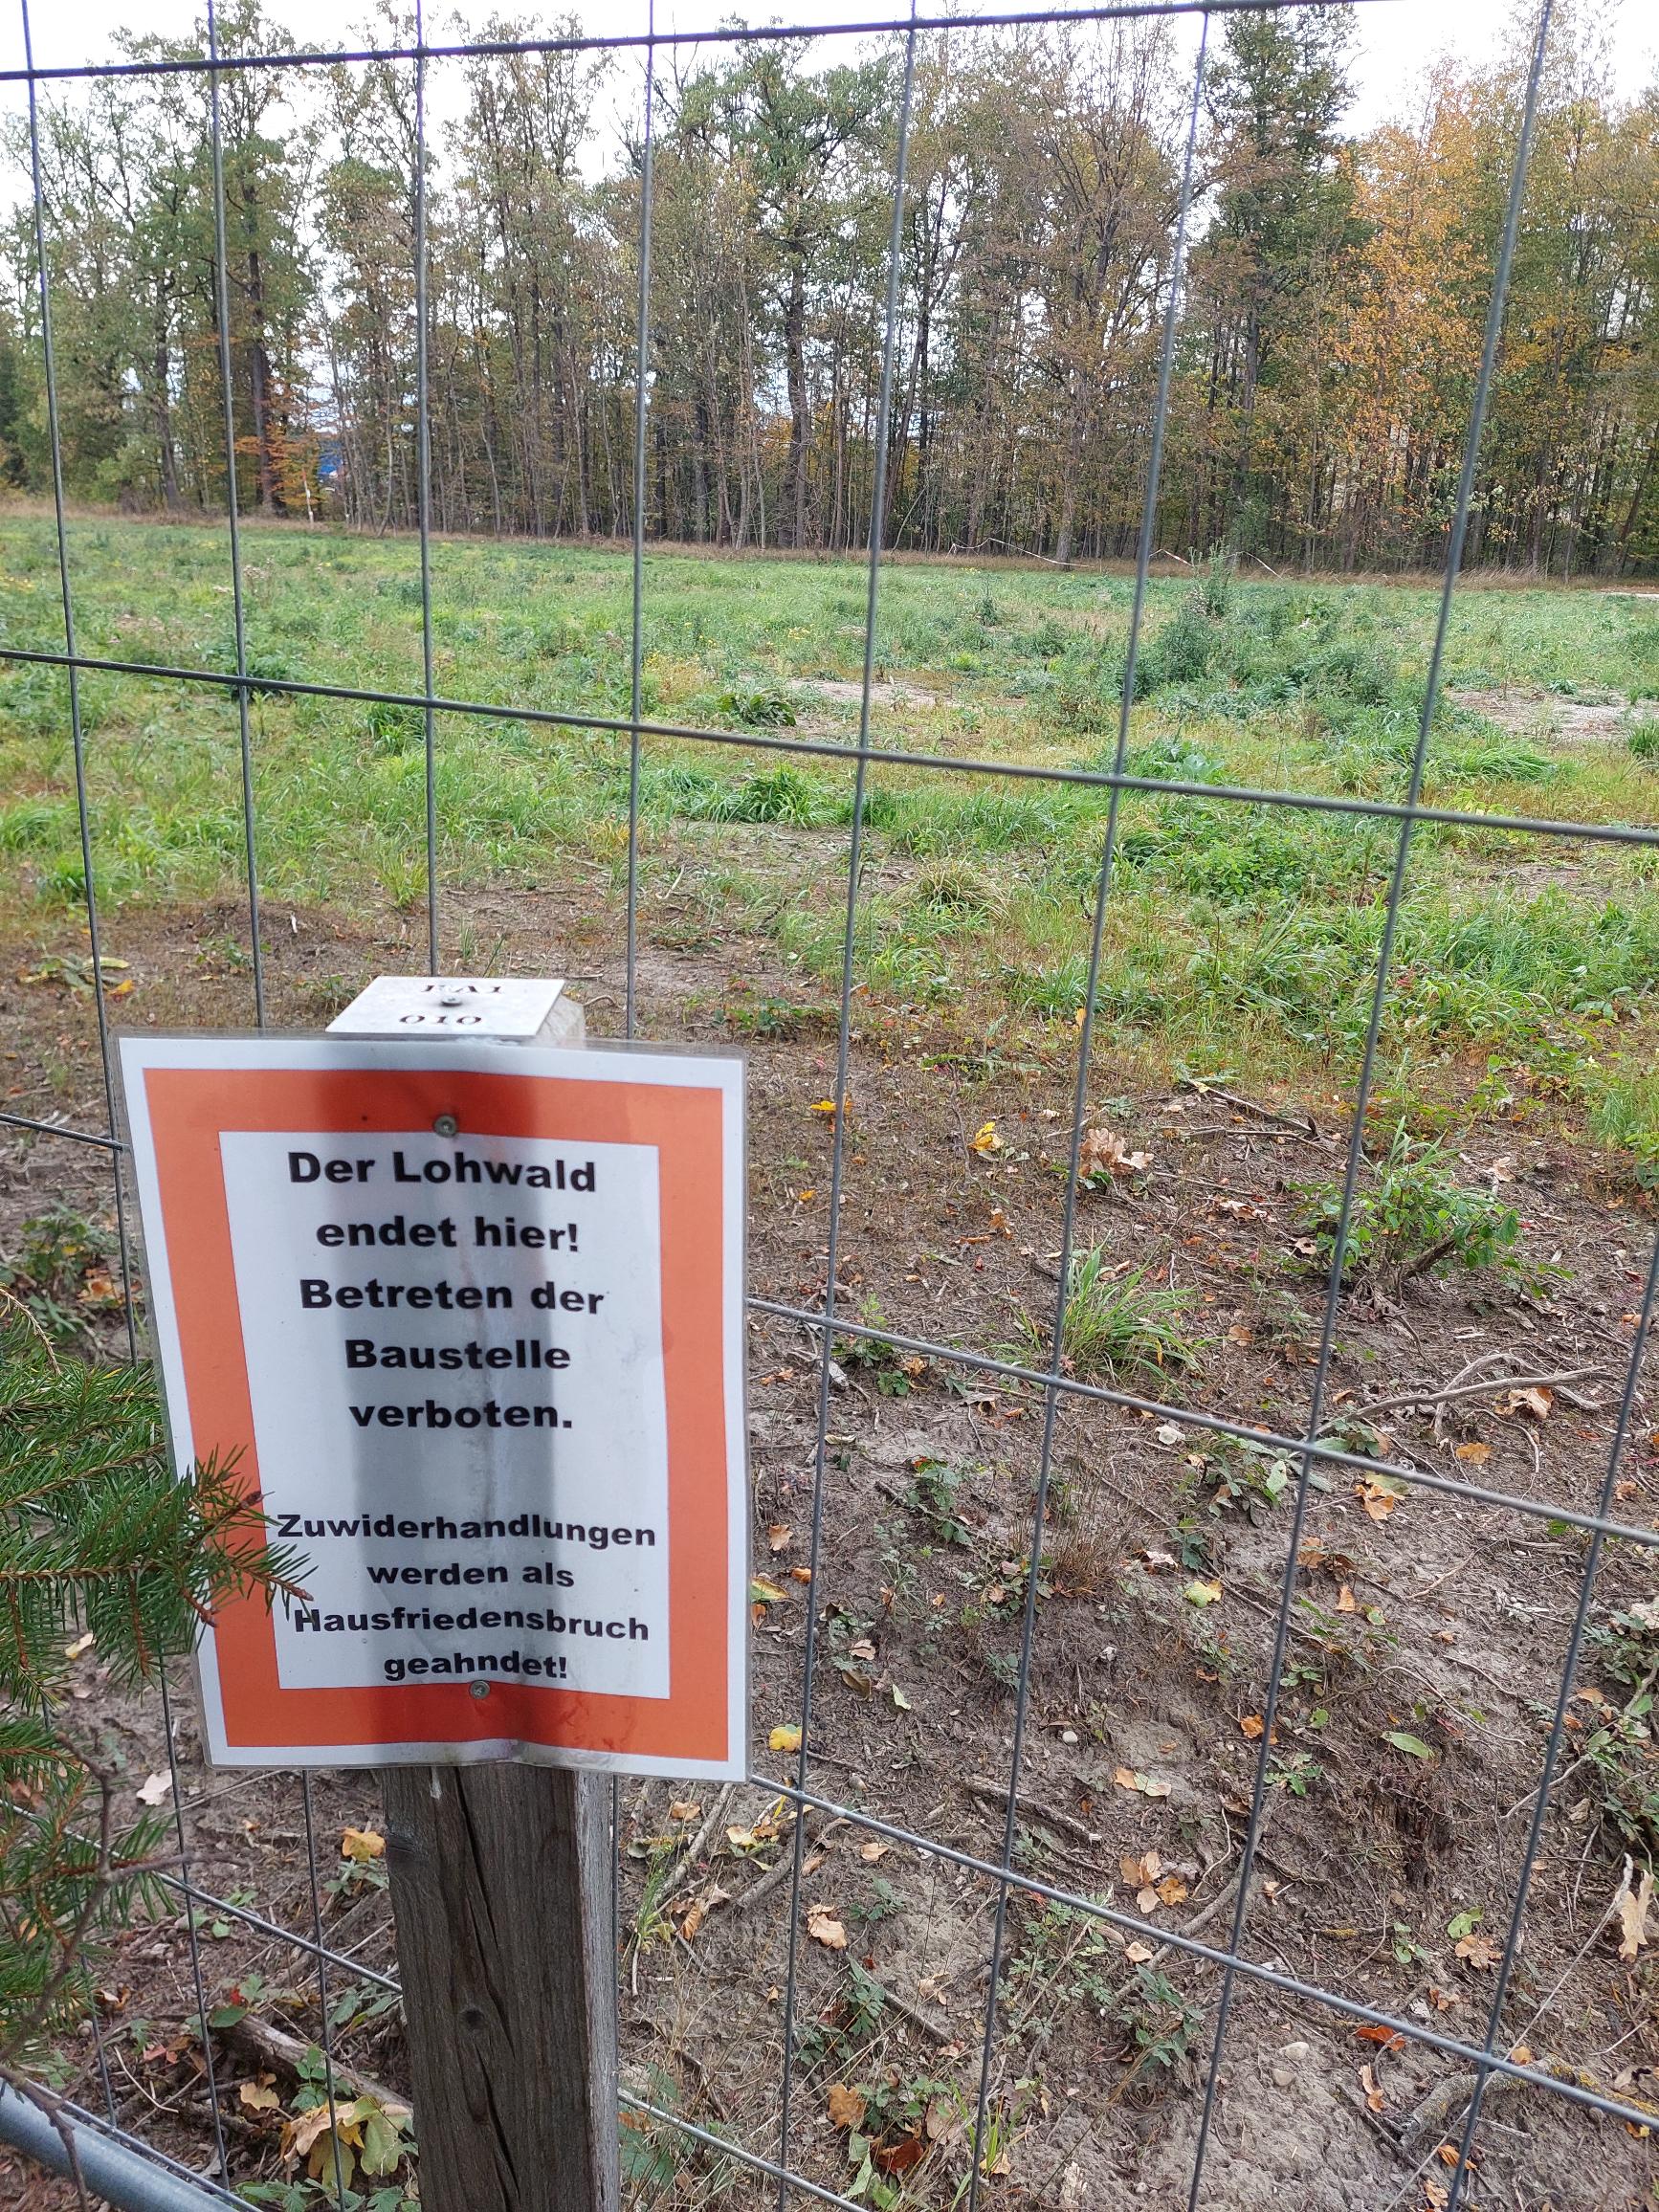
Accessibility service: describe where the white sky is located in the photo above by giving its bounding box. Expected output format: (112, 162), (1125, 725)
(1, 0), (1652, 134)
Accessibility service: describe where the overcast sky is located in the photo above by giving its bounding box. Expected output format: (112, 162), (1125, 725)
(2, 0), (1652, 134)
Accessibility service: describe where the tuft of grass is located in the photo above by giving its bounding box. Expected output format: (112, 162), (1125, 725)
(716, 679), (796, 729)
(1021, 1250), (1199, 1383)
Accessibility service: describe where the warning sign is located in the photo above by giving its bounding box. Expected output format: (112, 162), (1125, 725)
(119, 1035), (746, 1778)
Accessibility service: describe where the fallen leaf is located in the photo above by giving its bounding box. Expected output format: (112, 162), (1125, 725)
(1356, 2025), (1405, 2049)
(136, 1772), (173, 1808)
(768, 1724), (803, 1755)
(1453, 1441), (1491, 1466)
(1078, 1126), (1151, 1179)
(1125, 1940), (1155, 1963)
(1239, 1714), (1266, 1740)
(1155, 1423), (1184, 1447)
(1382, 1731), (1435, 1761)
(1506, 1386), (1553, 1421)
(239, 2076), (280, 2112)
(767, 1523), (792, 1552)
(788, 1565), (813, 1583)
(1617, 1868), (1653, 1962)
(875, 2135), (926, 2177)
(1121, 1850), (1162, 1886)
(924, 2092), (961, 2142)
(1183, 1578), (1223, 1607)
(827, 2084), (866, 2132)
(679, 1888), (726, 1942)
(750, 1576), (787, 1604)
(1455, 1932), (1501, 1969)
(282, 2106), (335, 2164)
(1359, 2063), (1384, 2113)
(1507, 2045), (1534, 2067)
(63, 1632), (95, 1660)
(1336, 1582), (1358, 1612)
(1136, 1885), (1160, 1913)
(1114, 1767), (1172, 1799)
(668, 1800), (700, 1822)
(859, 1842), (890, 1865)
(970, 1120), (1002, 1155)
(807, 1905), (847, 1950)
(1355, 1475), (1405, 1521)
(341, 1827), (385, 1863)
(1156, 1873), (1189, 1907)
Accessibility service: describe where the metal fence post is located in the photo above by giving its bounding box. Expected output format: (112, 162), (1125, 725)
(381, 1762), (618, 2212)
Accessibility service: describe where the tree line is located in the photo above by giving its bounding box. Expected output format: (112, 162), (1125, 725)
(4, 1), (1655, 575)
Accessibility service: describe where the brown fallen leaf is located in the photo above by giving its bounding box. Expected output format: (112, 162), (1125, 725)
(1453, 1440), (1491, 1466)
(1356, 2025), (1405, 2049)
(807, 1905), (847, 1950)
(1078, 1126), (1151, 1180)
(1354, 1477), (1402, 1521)
(827, 2084), (866, 2132)
(1120, 1850), (1162, 1887)
(282, 2105), (335, 2165)
(679, 1888), (726, 1942)
(341, 1826), (385, 1863)
(668, 1800), (700, 1822)
(767, 1523), (792, 1552)
(1616, 1867), (1653, 1961)
(239, 2075), (280, 2112)
(876, 2137), (926, 2177)
(1155, 1873), (1189, 1908)
(136, 1771), (173, 1808)
(1113, 1767), (1172, 1798)
(1124, 1940), (1155, 1964)
(1335, 1583), (1358, 1613)
(788, 1565), (813, 1583)
(1506, 1386), (1553, 1421)
(1136, 1885), (1161, 1913)
(859, 1841), (890, 1864)
(1455, 1932), (1500, 1969)
(924, 2092), (962, 2142)
(1359, 2063), (1384, 2114)
(1239, 1714), (1266, 1740)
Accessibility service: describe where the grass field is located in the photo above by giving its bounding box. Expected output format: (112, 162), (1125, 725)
(3, 516), (1657, 1171)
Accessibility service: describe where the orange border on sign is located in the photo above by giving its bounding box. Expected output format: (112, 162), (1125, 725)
(144, 1063), (729, 1761)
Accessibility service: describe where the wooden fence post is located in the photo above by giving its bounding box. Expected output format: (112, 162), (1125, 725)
(382, 1761), (618, 2212)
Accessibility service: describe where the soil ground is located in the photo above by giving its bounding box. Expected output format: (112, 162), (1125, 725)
(3, 850), (1657, 2212)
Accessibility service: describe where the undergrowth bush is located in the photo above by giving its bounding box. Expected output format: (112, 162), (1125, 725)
(1296, 1123), (1523, 1290)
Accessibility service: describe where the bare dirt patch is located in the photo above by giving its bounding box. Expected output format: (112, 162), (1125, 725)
(1452, 686), (1637, 743)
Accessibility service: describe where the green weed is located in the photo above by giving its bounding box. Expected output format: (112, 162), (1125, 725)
(1295, 1124), (1524, 1291)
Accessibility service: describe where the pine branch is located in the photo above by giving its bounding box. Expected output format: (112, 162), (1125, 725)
(0, 1322), (308, 2069)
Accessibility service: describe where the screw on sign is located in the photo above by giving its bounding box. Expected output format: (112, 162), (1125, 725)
(118, 982), (747, 2212)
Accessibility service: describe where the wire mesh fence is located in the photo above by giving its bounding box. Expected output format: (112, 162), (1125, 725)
(2, 0), (1658, 2207)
